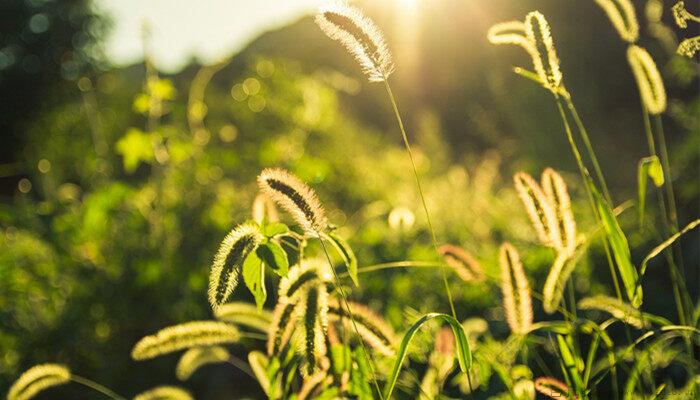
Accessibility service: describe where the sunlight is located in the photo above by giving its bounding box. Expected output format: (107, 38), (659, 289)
(396, 0), (419, 11)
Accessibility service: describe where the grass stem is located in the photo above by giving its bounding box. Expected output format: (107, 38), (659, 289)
(71, 375), (126, 400)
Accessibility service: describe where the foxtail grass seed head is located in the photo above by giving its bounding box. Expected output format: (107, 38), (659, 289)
(214, 302), (272, 332)
(524, 11), (563, 91)
(7, 364), (71, 400)
(542, 253), (577, 314)
(328, 299), (397, 356)
(534, 377), (576, 400)
(316, 1), (394, 82)
(487, 21), (534, 50)
(514, 172), (563, 250)
(297, 285), (329, 375)
(248, 352), (272, 396)
(499, 243), (533, 334)
(208, 223), (264, 311)
(578, 295), (648, 328)
(277, 262), (329, 300)
(677, 36), (700, 57)
(175, 346), (230, 381)
(438, 244), (485, 282)
(627, 45), (667, 115)
(672, 2), (692, 28)
(252, 193), (279, 224)
(258, 168), (328, 235)
(541, 168), (577, 255)
(133, 386), (193, 400)
(593, 0), (640, 42)
(131, 321), (240, 360)
(267, 297), (298, 355)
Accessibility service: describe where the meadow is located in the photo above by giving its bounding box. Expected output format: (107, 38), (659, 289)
(2, 1), (699, 399)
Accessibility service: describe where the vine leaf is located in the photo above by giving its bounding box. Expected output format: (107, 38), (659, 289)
(243, 251), (266, 309)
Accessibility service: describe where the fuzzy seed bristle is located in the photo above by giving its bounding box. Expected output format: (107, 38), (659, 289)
(214, 302), (272, 332)
(252, 193), (279, 224)
(534, 377), (576, 400)
(514, 172), (563, 250)
(524, 11), (563, 91)
(677, 36), (700, 58)
(175, 346), (230, 381)
(578, 295), (648, 328)
(316, 1), (394, 82)
(672, 2), (692, 28)
(131, 321), (240, 360)
(499, 243), (533, 334)
(297, 285), (329, 375)
(133, 386), (193, 400)
(7, 364), (71, 400)
(594, 0), (640, 42)
(208, 223), (264, 311)
(267, 298), (298, 355)
(258, 168), (328, 235)
(542, 253), (578, 314)
(438, 244), (485, 282)
(627, 45), (667, 115)
(541, 168), (577, 256)
(328, 299), (397, 356)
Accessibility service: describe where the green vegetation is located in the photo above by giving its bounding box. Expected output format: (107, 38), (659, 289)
(2, 1), (699, 399)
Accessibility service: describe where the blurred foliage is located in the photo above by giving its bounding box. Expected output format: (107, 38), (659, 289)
(0, 0), (698, 398)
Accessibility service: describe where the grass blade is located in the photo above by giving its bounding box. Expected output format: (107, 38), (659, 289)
(382, 313), (471, 399)
(637, 155), (664, 225)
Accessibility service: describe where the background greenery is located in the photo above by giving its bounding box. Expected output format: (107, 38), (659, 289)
(1, 0), (697, 398)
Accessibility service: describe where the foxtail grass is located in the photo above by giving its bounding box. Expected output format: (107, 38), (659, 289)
(498, 243), (534, 334)
(175, 346), (230, 381)
(133, 386), (193, 400)
(131, 321), (241, 360)
(593, 0), (640, 42)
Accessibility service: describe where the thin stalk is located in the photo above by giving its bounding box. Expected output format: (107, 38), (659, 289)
(71, 375), (126, 400)
(554, 98), (624, 302)
(226, 355), (257, 380)
(641, 110), (689, 328)
(382, 78), (457, 320)
(564, 95), (612, 204)
(317, 233), (384, 399)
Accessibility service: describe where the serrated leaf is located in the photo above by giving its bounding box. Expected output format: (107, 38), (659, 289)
(263, 222), (289, 238)
(325, 231), (359, 286)
(243, 251), (266, 309)
(257, 241), (289, 277)
(637, 156), (664, 225)
(593, 188), (642, 307)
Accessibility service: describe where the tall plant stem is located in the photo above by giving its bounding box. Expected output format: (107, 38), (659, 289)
(641, 110), (690, 327)
(564, 95), (612, 204)
(382, 78), (457, 320)
(554, 98), (624, 303)
(71, 375), (126, 400)
(317, 233), (384, 399)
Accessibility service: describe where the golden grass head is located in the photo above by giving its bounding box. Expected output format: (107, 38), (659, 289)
(296, 284), (329, 375)
(316, 0), (394, 82)
(524, 11), (563, 91)
(534, 376), (576, 400)
(131, 321), (240, 360)
(578, 295), (648, 328)
(498, 243), (533, 335)
(677, 36), (700, 58)
(277, 261), (330, 301)
(593, 0), (640, 42)
(175, 346), (230, 381)
(208, 223), (264, 311)
(258, 168), (328, 235)
(513, 172), (563, 250)
(438, 244), (485, 282)
(542, 252), (577, 314)
(7, 364), (71, 400)
(133, 386), (193, 400)
(672, 2), (692, 28)
(267, 297), (298, 355)
(541, 168), (577, 255)
(487, 20), (533, 50)
(214, 301), (272, 332)
(328, 299), (397, 356)
(627, 45), (667, 115)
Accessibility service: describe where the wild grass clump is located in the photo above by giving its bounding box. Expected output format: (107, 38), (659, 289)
(5, 0), (699, 399)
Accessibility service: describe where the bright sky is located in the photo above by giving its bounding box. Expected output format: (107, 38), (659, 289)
(94, 0), (322, 72)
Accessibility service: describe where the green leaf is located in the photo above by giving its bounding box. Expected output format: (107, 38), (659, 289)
(639, 219), (700, 278)
(351, 347), (375, 400)
(242, 251), (266, 309)
(115, 128), (156, 173)
(330, 344), (351, 376)
(593, 189), (642, 307)
(557, 334), (585, 399)
(257, 241), (289, 277)
(383, 313), (471, 399)
(637, 156), (664, 225)
(325, 232), (359, 286)
(263, 222), (289, 238)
